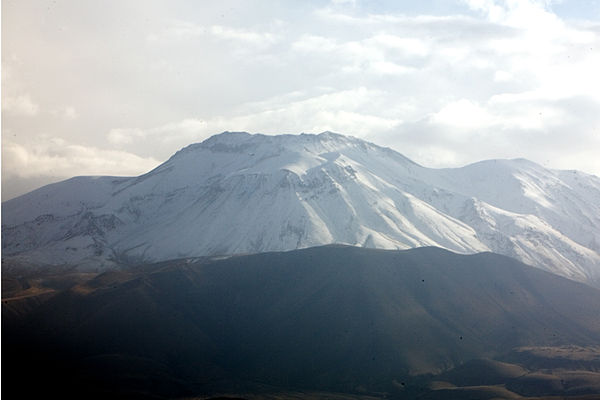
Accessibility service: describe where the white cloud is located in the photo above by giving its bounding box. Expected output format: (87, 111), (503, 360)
(292, 35), (338, 52)
(105, 88), (402, 156)
(102, 1), (600, 178)
(148, 20), (279, 47)
(370, 34), (430, 57)
(331, 0), (357, 5)
(551, 148), (600, 177)
(411, 146), (465, 169)
(2, 137), (160, 179)
(209, 25), (279, 46)
(50, 106), (78, 120)
(218, 87), (403, 135)
(292, 34), (419, 77)
(494, 70), (513, 82)
(2, 94), (39, 116)
(369, 60), (415, 75)
(432, 99), (495, 129)
(107, 128), (146, 145)
(462, 0), (508, 22)
(63, 106), (78, 120)
(463, 0), (600, 101)
(3, 0), (600, 200)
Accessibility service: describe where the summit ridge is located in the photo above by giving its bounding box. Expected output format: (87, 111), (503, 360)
(3, 131), (600, 285)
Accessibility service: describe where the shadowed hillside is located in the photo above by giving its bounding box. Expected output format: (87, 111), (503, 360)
(3, 246), (600, 399)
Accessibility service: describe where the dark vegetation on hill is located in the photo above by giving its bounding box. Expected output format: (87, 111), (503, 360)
(3, 246), (600, 399)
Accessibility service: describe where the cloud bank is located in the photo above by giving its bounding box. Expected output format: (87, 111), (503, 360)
(2, 0), (600, 199)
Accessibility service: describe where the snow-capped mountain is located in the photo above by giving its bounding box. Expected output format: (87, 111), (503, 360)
(3, 132), (600, 285)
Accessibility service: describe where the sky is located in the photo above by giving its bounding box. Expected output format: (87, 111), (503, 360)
(2, 0), (600, 200)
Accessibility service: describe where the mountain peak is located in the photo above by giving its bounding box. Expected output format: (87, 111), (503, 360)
(168, 131), (388, 168)
(201, 130), (369, 147)
(316, 130), (347, 139)
(2, 132), (600, 286)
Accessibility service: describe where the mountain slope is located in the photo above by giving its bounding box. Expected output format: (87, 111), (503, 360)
(4, 246), (600, 398)
(2, 132), (600, 284)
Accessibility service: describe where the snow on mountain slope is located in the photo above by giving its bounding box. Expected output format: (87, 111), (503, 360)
(3, 132), (600, 285)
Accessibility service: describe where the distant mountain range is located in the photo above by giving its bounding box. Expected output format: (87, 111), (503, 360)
(4, 246), (600, 399)
(3, 131), (600, 286)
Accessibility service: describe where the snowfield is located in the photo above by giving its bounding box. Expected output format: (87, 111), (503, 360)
(3, 131), (600, 285)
